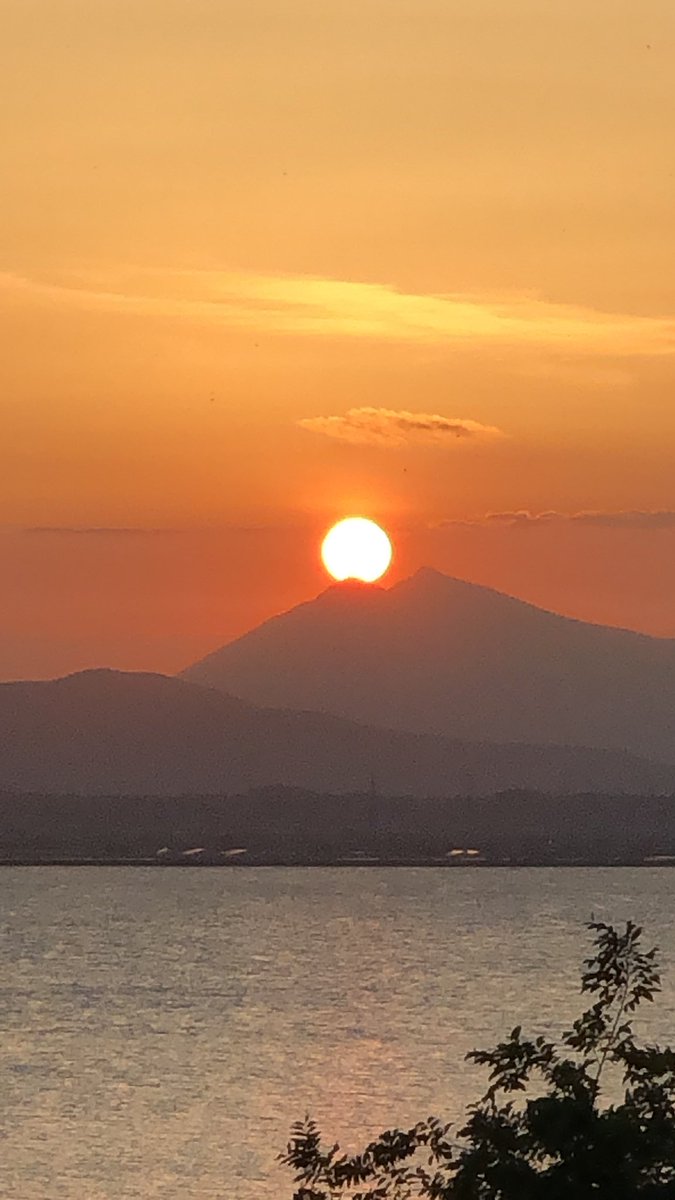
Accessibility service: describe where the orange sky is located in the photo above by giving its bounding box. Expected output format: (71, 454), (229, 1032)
(2, 0), (675, 679)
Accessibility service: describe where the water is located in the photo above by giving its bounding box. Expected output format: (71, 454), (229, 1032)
(1, 867), (675, 1199)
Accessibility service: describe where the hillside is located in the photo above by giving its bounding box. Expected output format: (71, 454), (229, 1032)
(0, 668), (672, 796)
(184, 569), (675, 762)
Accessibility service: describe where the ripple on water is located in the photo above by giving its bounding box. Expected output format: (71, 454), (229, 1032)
(1, 866), (674, 1198)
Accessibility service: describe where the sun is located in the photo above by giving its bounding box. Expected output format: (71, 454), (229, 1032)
(321, 517), (393, 583)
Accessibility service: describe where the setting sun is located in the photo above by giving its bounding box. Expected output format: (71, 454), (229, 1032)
(321, 517), (393, 583)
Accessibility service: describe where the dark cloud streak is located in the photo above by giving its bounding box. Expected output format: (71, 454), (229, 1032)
(24, 527), (179, 537)
(441, 510), (675, 530)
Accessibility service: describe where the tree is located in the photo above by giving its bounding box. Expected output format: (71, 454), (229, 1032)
(281, 922), (675, 1198)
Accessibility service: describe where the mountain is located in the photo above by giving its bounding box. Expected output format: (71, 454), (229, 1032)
(0, 668), (673, 796)
(183, 569), (675, 762)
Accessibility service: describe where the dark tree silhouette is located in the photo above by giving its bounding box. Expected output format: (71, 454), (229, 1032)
(282, 922), (675, 1198)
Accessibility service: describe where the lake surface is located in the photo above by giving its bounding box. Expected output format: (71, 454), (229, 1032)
(2, 867), (675, 1198)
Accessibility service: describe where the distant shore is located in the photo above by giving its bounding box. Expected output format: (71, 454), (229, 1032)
(3, 856), (675, 869)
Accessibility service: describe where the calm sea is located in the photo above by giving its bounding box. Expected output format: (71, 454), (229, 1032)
(2, 867), (675, 1199)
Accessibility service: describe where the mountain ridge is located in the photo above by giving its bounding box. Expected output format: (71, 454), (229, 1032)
(183, 569), (675, 762)
(0, 667), (672, 797)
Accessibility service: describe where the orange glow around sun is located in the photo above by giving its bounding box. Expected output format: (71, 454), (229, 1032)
(321, 517), (393, 583)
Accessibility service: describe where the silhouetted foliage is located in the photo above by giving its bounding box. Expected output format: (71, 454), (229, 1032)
(281, 922), (675, 1198)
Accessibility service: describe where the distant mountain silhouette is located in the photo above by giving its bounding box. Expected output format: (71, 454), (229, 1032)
(2, 667), (674, 796)
(184, 568), (675, 762)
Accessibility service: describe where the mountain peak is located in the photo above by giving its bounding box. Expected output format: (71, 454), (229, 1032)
(408, 565), (447, 582)
(396, 566), (471, 592)
(13, 667), (177, 692)
(395, 567), (516, 600)
(319, 578), (386, 599)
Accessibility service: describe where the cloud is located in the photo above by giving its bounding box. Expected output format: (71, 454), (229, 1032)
(25, 527), (177, 537)
(442, 510), (675, 530)
(298, 407), (504, 447)
(1, 266), (674, 356)
(575, 511), (675, 529)
(20, 523), (300, 537)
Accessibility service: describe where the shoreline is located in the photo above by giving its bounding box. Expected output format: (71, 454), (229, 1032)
(2, 857), (675, 869)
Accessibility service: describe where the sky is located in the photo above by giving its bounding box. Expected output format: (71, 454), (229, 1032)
(3, 0), (675, 679)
